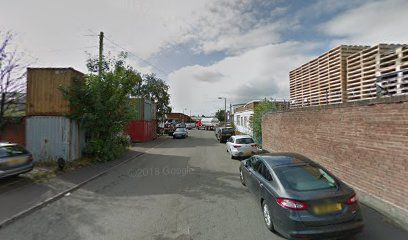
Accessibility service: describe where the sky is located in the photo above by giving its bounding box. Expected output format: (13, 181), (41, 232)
(1, 0), (407, 115)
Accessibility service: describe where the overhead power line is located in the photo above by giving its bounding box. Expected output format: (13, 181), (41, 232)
(103, 34), (170, 76)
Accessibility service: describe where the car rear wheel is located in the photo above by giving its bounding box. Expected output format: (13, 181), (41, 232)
(262, 201), (275, 232)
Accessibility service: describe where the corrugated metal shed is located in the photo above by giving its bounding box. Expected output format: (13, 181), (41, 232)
(26, 116), (85, 162)
(26, 68), (84, 116)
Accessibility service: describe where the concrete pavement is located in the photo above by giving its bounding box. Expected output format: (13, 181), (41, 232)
(0, 130), (406, 240)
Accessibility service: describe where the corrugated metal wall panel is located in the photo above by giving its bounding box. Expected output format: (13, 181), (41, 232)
(144, 101), (152, 121)
(26, 116), (84, 162)
(126, 120), (157, 142)
(129, 98), (144, 120)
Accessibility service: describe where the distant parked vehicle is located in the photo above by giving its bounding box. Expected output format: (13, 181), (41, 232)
(196, 120), (203, 129)
(0, 143), (34, 179)
(201, 117), (219, 130)
(176, 122), (186, 128)
(239, 153), (364, 239)
(173, 128), (188, 139)
(186, 122), (195, 129)
(226, 135), (259, 159)
(165, 123), (177, 136)
(216, 127), (234, 143)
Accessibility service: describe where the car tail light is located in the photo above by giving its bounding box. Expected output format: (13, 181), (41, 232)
(346, 193), (358, 205)
(233, 145), (241, 148)
(251, 144), (257, 147)
(28, 155), (34, 163)
(277, 198), (308, 210)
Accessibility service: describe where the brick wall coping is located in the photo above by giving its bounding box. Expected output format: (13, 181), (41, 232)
(265, 95), (408, 116)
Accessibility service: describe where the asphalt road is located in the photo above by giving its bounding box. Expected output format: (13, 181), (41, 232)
(0, 130), (406, 240)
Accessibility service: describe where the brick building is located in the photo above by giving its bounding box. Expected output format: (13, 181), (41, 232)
(165, 113), (192, 123)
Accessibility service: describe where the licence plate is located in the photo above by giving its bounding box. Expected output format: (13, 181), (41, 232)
(313, 203), (342, 214)
(7, 158), (26, 166)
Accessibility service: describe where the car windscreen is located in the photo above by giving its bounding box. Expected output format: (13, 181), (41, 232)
(222, 128), (234, 134)
(175, 128), (186, 132)
(275, 165), (337, 192)
(0, 145), (29, 158)
(235, 138), (254, 144)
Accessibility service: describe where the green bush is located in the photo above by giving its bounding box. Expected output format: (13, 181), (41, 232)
(63, 53), (140, 162)
(251, 100), (278, 144)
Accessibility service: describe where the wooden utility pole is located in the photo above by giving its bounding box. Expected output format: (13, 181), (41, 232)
(98, 32), (104, 78)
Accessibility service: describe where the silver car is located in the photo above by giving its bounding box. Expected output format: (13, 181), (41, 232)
(0, 143), (33, 179)
(226, 135), (259, 159)
(173, 127), (188, 139)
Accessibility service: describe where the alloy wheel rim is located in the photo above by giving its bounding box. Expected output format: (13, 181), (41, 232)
(263, 204), (271, 227)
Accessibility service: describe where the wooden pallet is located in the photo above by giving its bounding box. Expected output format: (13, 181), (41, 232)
(376, 46), (408, 97)
(289, 45), (368, 108)
(346, 44), (406, 102)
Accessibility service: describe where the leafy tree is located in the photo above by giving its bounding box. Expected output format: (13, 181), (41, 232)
(215, 109), (226, 122)
(250, 100), (278, 144)
(137, 73), (171, 122)
(63, 53), (141, 161)
(0, 32), (27, 130)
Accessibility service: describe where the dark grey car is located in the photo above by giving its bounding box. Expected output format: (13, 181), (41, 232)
(0, 143), (34, 179)
(173, 127), (188, 139)
(239, 153), (363, 240)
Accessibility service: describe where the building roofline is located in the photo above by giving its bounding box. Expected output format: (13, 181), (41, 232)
(27, 67), (85, 76)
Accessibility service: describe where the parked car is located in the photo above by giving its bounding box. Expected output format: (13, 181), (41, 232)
(226, 135), (259, 159)
(216, 127), (234, 143)
(186, 122), (195, 130)
(239, 153), (364, 239)
(173, 128), (188, 139)
(0, 143), (34, 179)
(176, 122), (186, 128)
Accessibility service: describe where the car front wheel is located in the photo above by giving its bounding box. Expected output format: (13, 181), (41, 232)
(262, 201), (275, 232)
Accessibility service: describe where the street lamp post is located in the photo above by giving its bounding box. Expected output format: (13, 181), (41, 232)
(218, 97), (227, 123)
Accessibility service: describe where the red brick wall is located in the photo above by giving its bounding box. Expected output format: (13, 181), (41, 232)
(262, 97), (408, 213)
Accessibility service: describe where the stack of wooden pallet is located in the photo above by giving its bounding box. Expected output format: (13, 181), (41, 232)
(376, 45), (408, 97)
(346, 44), (405, 102)
(289, 45), (368, 108)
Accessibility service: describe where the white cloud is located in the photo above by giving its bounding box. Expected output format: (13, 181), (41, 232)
(321, 0), (408, 45)
(0, 0), (216, 72)
(168, 41), (316, 115)
(182, 0), (293, 55)
(1, 0), (292, 73)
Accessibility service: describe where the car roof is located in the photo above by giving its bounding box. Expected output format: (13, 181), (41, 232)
(257, 152), (314, 168)
(233, 135), (252, 139)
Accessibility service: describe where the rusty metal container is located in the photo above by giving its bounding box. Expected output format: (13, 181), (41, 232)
(26, 68), (84, 116)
